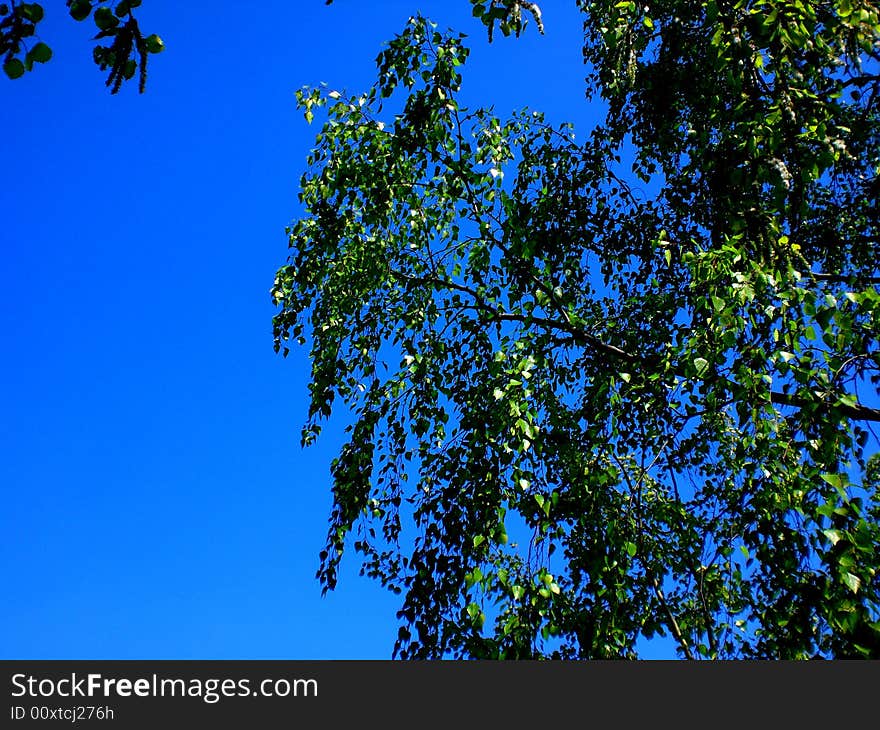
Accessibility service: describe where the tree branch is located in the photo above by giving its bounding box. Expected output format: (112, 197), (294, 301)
(392, 270), (880, 422)
(810, 272), (880, 285)
(769, 390), (880, 423)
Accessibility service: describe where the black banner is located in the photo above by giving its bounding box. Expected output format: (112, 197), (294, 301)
(3, 660), (877, 728)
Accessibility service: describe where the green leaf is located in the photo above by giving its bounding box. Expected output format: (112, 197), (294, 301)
(144, 34), (165, 54)
(3, 58), (25, 79)
(18, 3), (43, 22)
(93, 7), (119, 30)
(68, 0), (91, 21)
(815, 307), (834, 332)
(820, 473), (846, 491)
(842, 572), (861, 594)
(26, 42), (52, 65)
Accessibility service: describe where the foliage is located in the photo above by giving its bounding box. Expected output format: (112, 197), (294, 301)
(274, 2), (880, 658)
(1, 0), (163, 92)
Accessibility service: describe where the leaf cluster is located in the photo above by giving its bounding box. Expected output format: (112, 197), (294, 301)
(1, 0), (163, 92)
(275, 2), (880, 658)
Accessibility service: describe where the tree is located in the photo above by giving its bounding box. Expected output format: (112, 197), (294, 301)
(2, 0), (163, 92)
(273, 0), (880, 658)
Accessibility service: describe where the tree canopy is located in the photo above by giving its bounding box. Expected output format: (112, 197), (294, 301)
(273, 0), (880, 658)
(1, 0), (163, 92)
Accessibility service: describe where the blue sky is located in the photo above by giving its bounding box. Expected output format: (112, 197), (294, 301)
(1, 1), (601, 658)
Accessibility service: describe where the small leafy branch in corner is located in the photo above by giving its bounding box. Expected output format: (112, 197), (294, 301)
(1, 0), (164, 93)
(0, 2), (51, 78)
(86, 0), (163, 93)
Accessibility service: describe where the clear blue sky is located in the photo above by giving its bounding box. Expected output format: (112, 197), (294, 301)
(1, 1), (605, 658)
